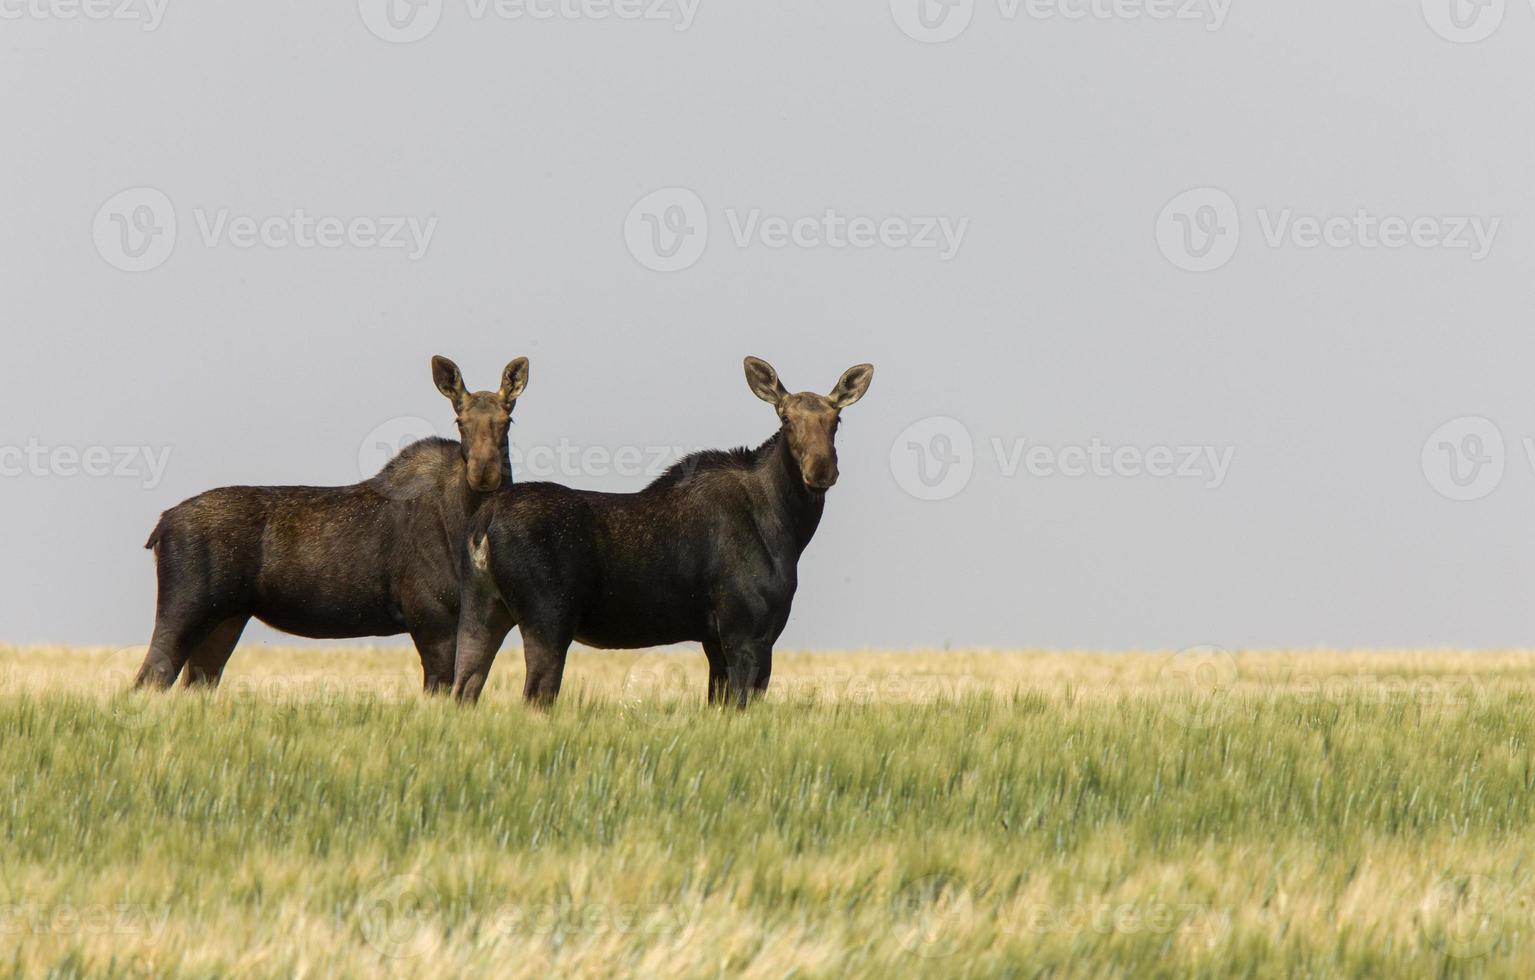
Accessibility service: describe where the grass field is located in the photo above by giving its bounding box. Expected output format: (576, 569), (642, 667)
(2, 644), (1533, 978)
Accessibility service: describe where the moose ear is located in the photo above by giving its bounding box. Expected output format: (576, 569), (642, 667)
(498, 357), (530, 409)
(744, 356), (787, 406)
(432, 355), (467, 408)
(828, 363), (873, 408)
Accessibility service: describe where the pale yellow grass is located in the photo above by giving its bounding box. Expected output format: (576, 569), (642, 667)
(8, 642), (1535, 705)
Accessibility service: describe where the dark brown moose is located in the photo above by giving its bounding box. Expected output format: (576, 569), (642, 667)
(451, 356), (873, 707)
(134, 356), (529, 692)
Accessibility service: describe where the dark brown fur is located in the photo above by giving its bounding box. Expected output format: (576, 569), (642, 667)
(451, 357), (873, 707)
(134, 356), (528, 692)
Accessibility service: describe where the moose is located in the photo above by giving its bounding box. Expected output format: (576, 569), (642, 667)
(450, 356), (873, 707)
(134, 355), (530, 693)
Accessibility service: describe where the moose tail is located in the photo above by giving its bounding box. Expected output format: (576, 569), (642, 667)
(145, 514), (169, 551)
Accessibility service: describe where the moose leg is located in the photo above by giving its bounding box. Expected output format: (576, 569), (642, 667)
(751, 648), (774, 699)
(180, 616), (249, 688)
(714, 629), (766, 709)
(702, 638), (730, 705)
(135, 610), (221, 690)
(410, 627), (458, 696)
(451, 591), (515, 704)
(521, 625), (574, 708)
(713, 598), (776, 708)
(721, 645), (763, 709)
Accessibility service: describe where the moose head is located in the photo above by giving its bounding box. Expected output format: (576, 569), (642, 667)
(432, 355), (530, 493)
(744, 356), (874, 491)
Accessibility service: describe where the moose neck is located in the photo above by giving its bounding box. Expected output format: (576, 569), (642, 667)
(750, 431), (825, 557)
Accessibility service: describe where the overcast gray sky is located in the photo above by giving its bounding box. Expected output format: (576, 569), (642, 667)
(3, 0), (1533, 650)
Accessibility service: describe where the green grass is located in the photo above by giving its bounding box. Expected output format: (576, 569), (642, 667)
(1, 648), (1533, 977)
